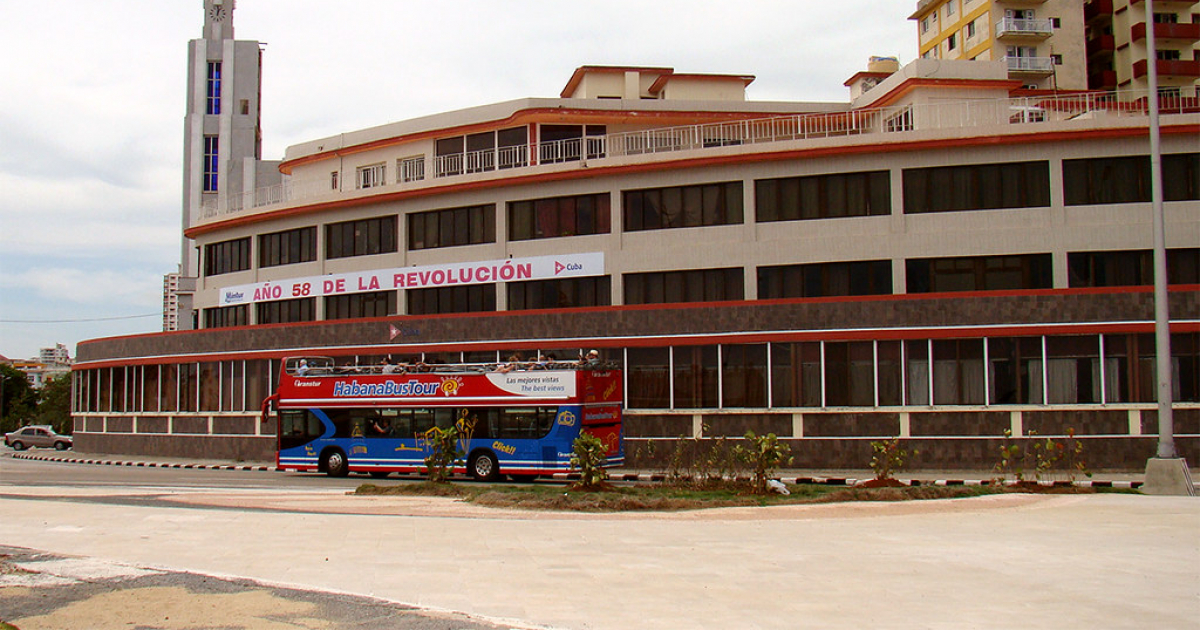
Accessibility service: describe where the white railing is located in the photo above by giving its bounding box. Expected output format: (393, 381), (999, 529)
(195, 89), (1196, 222)
(996, 17), (1054, 37)
(1005, 55), (1056, 72)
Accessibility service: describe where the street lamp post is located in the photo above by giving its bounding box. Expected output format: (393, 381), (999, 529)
(1141, 0), (1195, 495)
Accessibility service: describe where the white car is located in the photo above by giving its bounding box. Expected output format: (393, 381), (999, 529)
(5, 425), (72, 451)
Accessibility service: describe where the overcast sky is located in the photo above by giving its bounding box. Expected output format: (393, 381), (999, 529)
(0, 0), (918, 362)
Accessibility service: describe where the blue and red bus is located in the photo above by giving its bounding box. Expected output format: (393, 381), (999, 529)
(268, 356), (623, 480)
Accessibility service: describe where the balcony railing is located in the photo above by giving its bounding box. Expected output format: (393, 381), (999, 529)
(195, 89), (1199, 222)
(996, 17), (1054, 38)
(1004, 55), (1056, 73)
(1133, 58), (1200, 79)
(1132, 21), (1200, 43)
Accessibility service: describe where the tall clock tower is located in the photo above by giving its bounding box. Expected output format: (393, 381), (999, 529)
(173, 0), (281, 330)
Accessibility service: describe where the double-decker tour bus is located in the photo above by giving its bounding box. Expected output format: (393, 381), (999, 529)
(267, 356), (623, 480)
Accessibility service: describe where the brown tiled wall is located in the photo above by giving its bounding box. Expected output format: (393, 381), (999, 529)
(624, 415), (693, 438)
(703, 414), (792, 437)
(1026, 410), (1130, 435)
(911, 412), (1010, 436)
(77, 291), (1200, 362)
(138, 417), (169, 434)
(74, 433), (275, 462)
(172, 417), (209, 434)
(803, 413), (900, 437)
(1141, 408), (1200, 435)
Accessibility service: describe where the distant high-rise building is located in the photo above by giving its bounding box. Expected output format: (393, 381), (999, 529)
(911, 0), (1088, 90)
(1084, 0), (1200, 94)
(163, 270), (196, 332)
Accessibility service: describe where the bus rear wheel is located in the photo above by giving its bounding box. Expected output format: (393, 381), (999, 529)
(469, 451), (500, 482)
(323, 449), (349, 477)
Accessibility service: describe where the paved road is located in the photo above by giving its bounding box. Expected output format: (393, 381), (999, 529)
(1, 455), (1198, 629)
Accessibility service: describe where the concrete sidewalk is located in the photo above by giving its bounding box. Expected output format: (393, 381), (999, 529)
(1, 484), (1197, 630)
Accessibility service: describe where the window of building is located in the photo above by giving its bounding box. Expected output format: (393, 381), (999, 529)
(756, 171), (890, 222)
(407, 285), (496, 315)
(624, 268), (744, 305)
(508, 193), (611, 241)
(1157, 49), (1182, 61)
(721, 344), (768, 408)
(507, 276), (611, 310)
(1050, 17), (1061, 28)
(626, 347), (671, 408)
(258, 227), (316, 268)
(906, 253), (1052, 293)
(947, 32), (958, 51)
(325, 291), (395, 320)
(435, 127), (529, 177)
(203, 237), (251, 276)
(1063, 153), (1200, 205)
(257, 298), (315, 324)
(757, 260), (892, 299)
(356, 163), (385, 189)
(967, 20), (976, 38)
(921, 16), (932, 34)
(1153, 12), (1179, 24)
(902, 161), (1050, 213)
(206, 62), (221, 116)
(1067, 248), (1200, 287)
(203, 136), (219, 193)
(325, 216), (397, 259)
(673, 346), (720, 409)
(988, 337), (1044, 404)
(330, 171), (339, 190)
(539, 125), (605, 164)
(1051, 54), (1063, 65)
(407, 204), (495, 250)
(770, 342), (822, 407)
(203, 304), (246, 329)
(946, 1), (956, 17)
(399, 155), (425, 183)
(624, 182), (743, 232)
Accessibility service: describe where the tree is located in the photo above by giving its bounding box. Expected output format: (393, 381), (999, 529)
(31, 373), (72, 435)
(0, 364), (35, 433)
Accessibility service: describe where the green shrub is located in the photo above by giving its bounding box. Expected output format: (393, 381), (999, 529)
(869, 437), (916, 481)
(423, 425), (464, 483)
(570, 431), (610, 490)
(735, 431), (793, 494)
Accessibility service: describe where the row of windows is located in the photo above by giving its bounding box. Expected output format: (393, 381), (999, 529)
(73, 332), (1200, 414)
(202, 249), (1199, 325)
(202, 154), (1198, 275)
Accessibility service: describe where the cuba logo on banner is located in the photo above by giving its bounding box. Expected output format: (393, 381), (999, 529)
(555, 261), (584, 275)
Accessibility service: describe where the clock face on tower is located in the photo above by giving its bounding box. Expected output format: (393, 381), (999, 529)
(209, 5), (227, 21)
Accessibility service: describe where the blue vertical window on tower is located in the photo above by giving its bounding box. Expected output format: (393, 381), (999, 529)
(203, 136), (219, 192)
(206, 62), (222, 115)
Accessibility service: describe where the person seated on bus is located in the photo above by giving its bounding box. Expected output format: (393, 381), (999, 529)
(370, 418), (392, 437)
(530, 354), (550, 370)
(578, 350), (601, 367)
(295, 359), (310, 376)
(381, 355), (400, 374)
(497, 353), (525, 373)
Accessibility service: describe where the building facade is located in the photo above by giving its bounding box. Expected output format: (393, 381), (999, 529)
(911, 0), (1089, 89)
(1085, 0), (1200, 93)
(71, 4), (1200, 469)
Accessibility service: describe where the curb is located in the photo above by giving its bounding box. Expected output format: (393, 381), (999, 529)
(10, 452), (276, 472)
(9, 453), (1141, 489)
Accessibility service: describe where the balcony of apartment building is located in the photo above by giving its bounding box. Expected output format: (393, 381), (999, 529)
(1085, 0), (1114, 23)
(1128, 0), (1199, 7)
(1132, 21), (1200, 45)
(1004, 55), (1056, 74)
(1133, 57), (1200, 79)
(1087, 33), (1116, 58)
(995, 0), (1048, 5)
(995, 17), (1055, 39)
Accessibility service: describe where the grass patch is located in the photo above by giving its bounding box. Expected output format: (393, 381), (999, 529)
(354, 481), (1022, 512)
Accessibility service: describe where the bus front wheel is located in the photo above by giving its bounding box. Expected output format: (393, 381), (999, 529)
(469, 451), (500, 482)
(323, 449), (349, 477)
